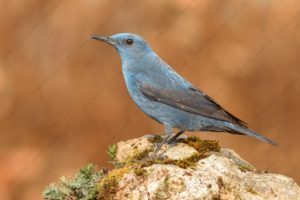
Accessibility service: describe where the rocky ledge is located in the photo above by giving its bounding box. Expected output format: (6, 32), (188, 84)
(43, 135), (300, 200)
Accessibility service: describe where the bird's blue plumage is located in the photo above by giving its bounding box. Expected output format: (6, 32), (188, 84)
(91, 32), (276, 146)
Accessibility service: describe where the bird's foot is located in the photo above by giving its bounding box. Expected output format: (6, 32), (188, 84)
(167, 130), (186, 144)
(151, 134), (171, 158)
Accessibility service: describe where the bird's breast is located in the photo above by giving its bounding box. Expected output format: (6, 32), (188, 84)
(122, 70), (162, 118)
(122, 70), (146, 103)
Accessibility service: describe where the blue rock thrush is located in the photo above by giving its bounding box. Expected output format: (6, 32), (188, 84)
(91, 33), (277, 152)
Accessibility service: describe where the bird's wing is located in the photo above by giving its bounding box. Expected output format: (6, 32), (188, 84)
(139, 83), (248, 127)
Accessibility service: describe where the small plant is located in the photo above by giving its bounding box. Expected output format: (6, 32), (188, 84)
(107, 144), (117, 160)
(43, 164), (103, 200)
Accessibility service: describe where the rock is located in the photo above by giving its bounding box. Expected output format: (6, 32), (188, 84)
(111, 135), (300, 200)
(43, 135), (300, 200)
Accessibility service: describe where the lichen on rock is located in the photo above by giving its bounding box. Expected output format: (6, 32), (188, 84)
(43, 135), (300, 200)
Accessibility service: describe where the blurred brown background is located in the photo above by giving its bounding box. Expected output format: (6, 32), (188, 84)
(0, 0), (300, 199)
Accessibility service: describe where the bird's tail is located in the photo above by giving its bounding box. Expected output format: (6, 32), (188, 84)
(224, 122), (277, 146)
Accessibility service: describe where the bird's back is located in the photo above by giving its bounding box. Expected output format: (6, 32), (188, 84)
(125, 51), (248, 126)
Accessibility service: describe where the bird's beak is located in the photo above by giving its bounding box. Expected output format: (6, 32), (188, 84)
(90, 35), (117, 46)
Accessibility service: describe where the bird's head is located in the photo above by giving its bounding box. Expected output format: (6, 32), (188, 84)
(91, 33), (153, 61)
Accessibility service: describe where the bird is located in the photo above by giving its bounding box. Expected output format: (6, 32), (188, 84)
(91, 33), (277, 153)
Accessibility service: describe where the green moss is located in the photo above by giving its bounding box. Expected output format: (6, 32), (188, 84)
(238, 165), (252, 172)
(43, 164), (103, 200)
(183, 136), (220, 154)
(97, 167), (129, 200)
(147, 135), (163, 143)
(123, 152), (203, 185)
(107, 144), (117, 160)
(139, 153), (202, 169)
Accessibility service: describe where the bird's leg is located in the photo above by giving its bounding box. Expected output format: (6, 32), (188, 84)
(167, 130), (185, 144)
(152, 125), (173, 157)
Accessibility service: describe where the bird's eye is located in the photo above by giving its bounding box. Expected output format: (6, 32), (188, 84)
(125, 39), (134, 45)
